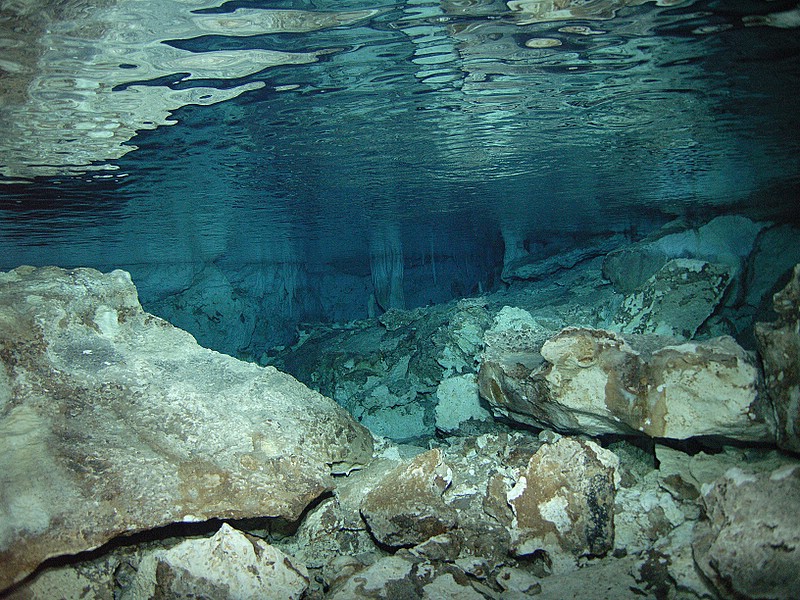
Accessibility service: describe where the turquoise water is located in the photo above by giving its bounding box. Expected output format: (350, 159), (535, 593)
(1, 1), (799, 348)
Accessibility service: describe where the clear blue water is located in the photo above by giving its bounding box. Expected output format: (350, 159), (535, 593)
(1, 0), (799, 347)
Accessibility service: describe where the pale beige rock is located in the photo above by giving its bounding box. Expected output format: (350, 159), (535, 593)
(435, 373), (491, 433)
(4, 560), (117, 600)
(533, 554), (660, 600)
(360, 448), (457, 548)
(480, 326), (773, 441)
(122, 523), (308, 600)
(327, 554), (415, 599)
(693, 465), (800, 600)
(0, 266), (373, 592)
(755, 263), (800, 453)
(422, 573), (486, 600)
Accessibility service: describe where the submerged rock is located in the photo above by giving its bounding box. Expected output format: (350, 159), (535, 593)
(693, 465), (800, 600)
(434, 373), (491, 433)
(755, 263), (800, 453)
(360, 448), (457, 548)
(122, 523), (309, 600)
(479, 326), (773, 441)
(147, 263), (258, 357)
(743, 225), (800, 317)
(266, 297), (492, 441)
(612, 258), (731, 338)
(507, 437), (619, 557)
(602, 215), (764, 294)
(0, 266), (373, 592)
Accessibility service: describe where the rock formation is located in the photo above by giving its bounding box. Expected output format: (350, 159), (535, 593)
(0, 266), (373, 591)
(602, 215), (764, 294)
(612, 258), (731, 338)
(360, 448), (457, 548)
(479, 325), (773, 441)
(121, 523), (309, 600)
(506, 437), (619, 558)
(755, 263), (800, 453)
(693, 465), (800, 599)
(4, 236), (800, 599)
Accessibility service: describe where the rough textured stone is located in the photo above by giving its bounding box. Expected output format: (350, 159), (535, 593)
(533, 553), (662, 600)
(693, 465), (800, 600)
(122, 523), (309, 600)
(480, 326), (773, 441)
(268, 297), (492, 441)
(4, 558), (118, 600)
(613, 258), (731, 338)
(327, 554), (485, 600)
(502, 234), (624, 282)
(360, 448), (457, 548)
(434, 374), (491, 433)
(507, 437), (619, 557)
(603, 215), (764, 294)
(755, 263), (800, 453)
(0, 266), (373, 592)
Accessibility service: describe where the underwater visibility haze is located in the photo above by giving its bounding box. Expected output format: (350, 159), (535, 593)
(1, 0), (799, 353)
(5, 4), (800, 597)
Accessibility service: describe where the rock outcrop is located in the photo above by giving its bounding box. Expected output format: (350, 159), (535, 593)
(693, 465), (800, 600)
(266, 297), (492, 441)
(479, 326), (773, 441)
(506, 437), (619, 557)
(121, 524), (309, 600)
(612, 258), (731, 338)
(602, 215), (764, 294)
(755, 263), (800, 453)
(0, 266), (373, 592)
(360, 448), (457, 548)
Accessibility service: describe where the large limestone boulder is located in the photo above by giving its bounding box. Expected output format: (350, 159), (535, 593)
(612, 258), (731, 338)
(755, 263), (800, 453)
(506, 437), (619, 557)
(122, 523), (309, 600)
(693, 465), (800, 600)
(360, 448), (457, 548)
(0, 266), (373, 592)
(479, 326), (773, 441)
(603, 215), (764, 294)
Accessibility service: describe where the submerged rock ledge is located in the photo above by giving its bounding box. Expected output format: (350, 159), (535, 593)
(0, 266), (373, 591)
(2, 259), (800, 599)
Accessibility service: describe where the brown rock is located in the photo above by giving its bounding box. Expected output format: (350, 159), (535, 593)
(121, 524), (309, 600)
(480, 326), (773, 442)
(360, 448), (457, 548)
(507, 437), (619, 557)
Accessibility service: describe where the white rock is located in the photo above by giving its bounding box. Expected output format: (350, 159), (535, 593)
(122, 524), (308, 600)
(435, 374), (491, 432)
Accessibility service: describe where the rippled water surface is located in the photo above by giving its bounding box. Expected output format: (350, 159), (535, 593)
(1, 0), (799, 270)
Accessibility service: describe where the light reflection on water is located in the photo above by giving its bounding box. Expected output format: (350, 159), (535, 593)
(0, 0), (799, 272)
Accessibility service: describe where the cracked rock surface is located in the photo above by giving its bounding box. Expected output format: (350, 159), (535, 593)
(0, 266), (373, 591)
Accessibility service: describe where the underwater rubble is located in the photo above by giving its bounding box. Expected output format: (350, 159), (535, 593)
(2, 215), (800, 599)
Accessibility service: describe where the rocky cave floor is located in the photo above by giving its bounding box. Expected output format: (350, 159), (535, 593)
(2, 214), (800, 599)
